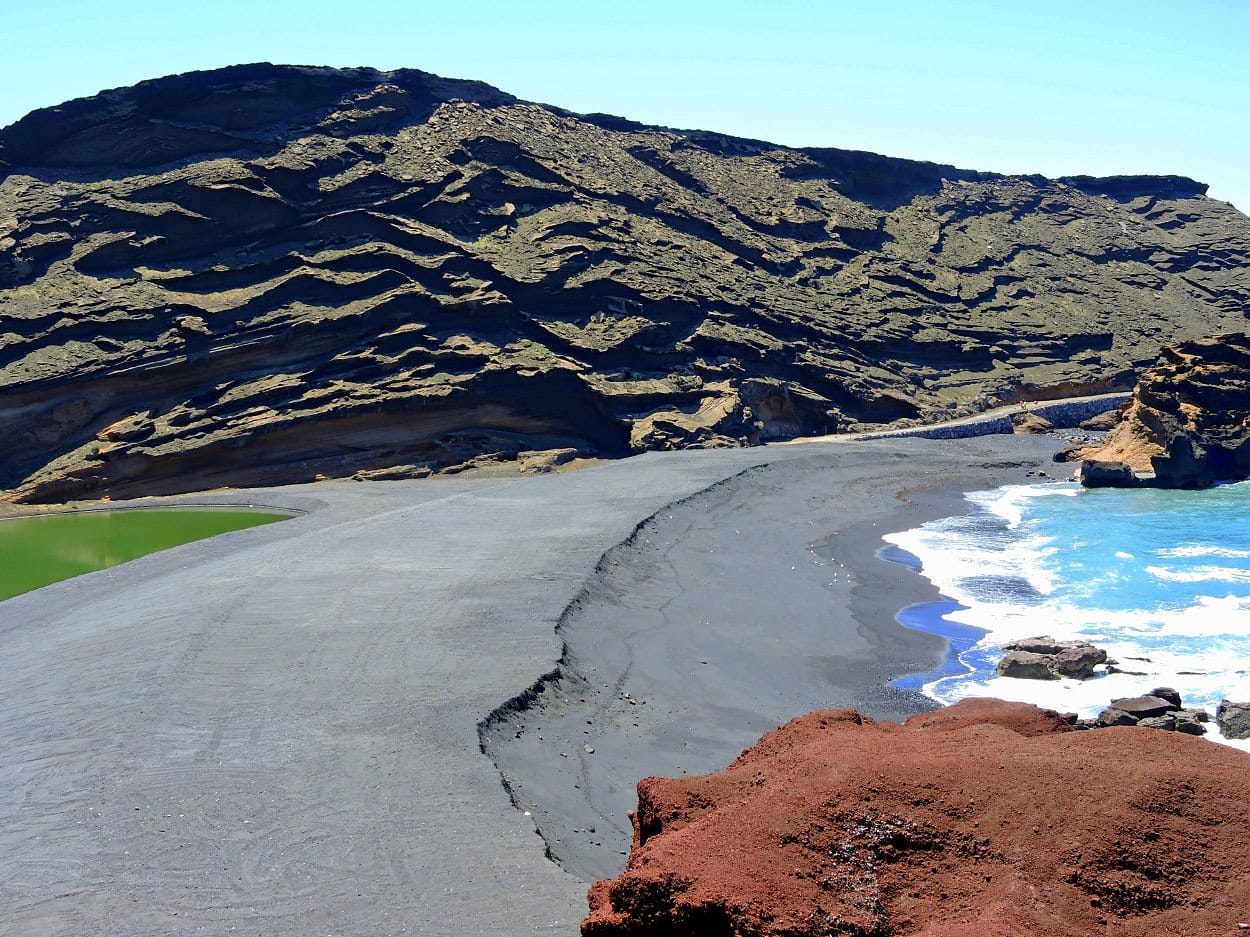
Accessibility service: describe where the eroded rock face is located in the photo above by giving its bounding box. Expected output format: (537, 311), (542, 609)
(584, 699), (1250, 937)
(1077, 333), (1250, 489)
(2, 64), (1249, 501)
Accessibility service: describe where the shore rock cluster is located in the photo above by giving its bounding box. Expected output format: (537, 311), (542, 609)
(995, 636), (1106, 679)
(1078, 332), (1250, 489)
(584, 699), (1250, 937)
(1086, 688), (1209, 735)
(2, 65), (1249, 500)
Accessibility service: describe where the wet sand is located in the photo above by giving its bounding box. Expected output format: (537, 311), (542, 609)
(0, 434), (1060, 935)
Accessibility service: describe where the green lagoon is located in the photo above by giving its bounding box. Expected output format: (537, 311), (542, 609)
(0, 509), (289, 602)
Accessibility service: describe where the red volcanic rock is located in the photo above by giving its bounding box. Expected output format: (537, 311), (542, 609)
(583, 699), (1250, 937)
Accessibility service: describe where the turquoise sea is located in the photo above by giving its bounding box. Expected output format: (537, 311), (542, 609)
(883, 480), (1250, 748)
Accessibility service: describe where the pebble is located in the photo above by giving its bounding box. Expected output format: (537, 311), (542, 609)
(584, 744), (595, 754)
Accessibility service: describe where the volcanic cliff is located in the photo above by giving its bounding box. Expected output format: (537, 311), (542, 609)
(585, 699), (1250, 937)
(2, 64), (1248, 501)
(1077, 332), (1250, 488)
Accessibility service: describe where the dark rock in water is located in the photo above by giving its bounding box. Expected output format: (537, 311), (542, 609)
(1216, 700), (1250, 739)
(1004, 636), (1068, 655)
(1052, 644), (1108, 679)
(1079, 409), (1121, 431)
(1137, 715), (1178, 731)
(997, 650), (1060, 680)
(1075, 334), (1250, 490)
(1078, 459), (1141, 488)
(997, 637), (1108, 680)
(1150, 686), (1183, 708)
(1110, 695), (1178, 720)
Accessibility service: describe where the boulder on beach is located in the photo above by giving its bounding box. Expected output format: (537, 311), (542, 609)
(1079, 409), (1121, 431)
(1011, 411), (1055, 435)
(584, 698), (1250, 937)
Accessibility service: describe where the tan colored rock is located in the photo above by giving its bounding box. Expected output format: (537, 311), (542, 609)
(1077, 333), (1250, 488)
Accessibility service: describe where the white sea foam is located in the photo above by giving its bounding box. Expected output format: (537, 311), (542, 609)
(1156, 545), (1250, 559)
(1147, 564), (1250, 584)
(966, 482), (1079, 530)
(886, 480), (1250, 749)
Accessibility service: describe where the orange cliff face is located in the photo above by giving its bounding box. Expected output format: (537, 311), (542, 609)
(583, 699), (1250, 937)
(1077, 332), (1250, 488)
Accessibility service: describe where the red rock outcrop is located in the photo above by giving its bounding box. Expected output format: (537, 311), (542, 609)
(584, 699), (1250, 936)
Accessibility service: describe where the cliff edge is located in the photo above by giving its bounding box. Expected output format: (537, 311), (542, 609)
(584, 699), (1250, 936)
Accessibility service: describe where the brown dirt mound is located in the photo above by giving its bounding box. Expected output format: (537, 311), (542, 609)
(583, 698), (1250, 936)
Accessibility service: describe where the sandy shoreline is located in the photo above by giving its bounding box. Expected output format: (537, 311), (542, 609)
(1, 434), (1061, 935)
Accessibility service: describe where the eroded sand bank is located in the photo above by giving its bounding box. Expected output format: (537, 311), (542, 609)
(0, 435), (1059, 936)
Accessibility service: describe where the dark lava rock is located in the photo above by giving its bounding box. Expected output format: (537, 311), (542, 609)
(1093, 692), (1209, 736)
(1052, 644), (1108, 679)
(997, 637), (1107, 680)
(997, 650), (1060, 680)
(1110, 695), (1178, 720)
(1173, 712), (1208, 736)
(1216, 700), (1250, 740)
(1078, 460), (1141, 488)
(1097, 707), (1138, 727)
(1150, 687), (1183, 708)
(1, 64), (1249, 501)
(1004, 636), (1068, 655)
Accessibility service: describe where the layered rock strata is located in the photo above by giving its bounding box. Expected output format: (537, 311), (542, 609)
(584, 699), (1250, 937)
(1078, 333), (1250, 488)
(3, 64), (1249, 500)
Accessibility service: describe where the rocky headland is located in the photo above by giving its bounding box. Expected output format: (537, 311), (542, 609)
(1077, 332), (1250, 488)
(585, 699), (1250, 937)
(2, 64), (1249, 501)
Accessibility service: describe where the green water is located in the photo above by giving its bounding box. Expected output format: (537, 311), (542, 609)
(0, 509), (289, 602)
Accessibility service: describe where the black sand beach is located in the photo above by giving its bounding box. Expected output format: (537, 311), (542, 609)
(0, 434), (1060, 935)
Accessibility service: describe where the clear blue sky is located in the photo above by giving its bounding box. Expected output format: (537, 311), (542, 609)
(3, 0), (1247, 210)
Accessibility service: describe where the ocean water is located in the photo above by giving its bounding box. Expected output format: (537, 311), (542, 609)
(882, 480), (1250, 749)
